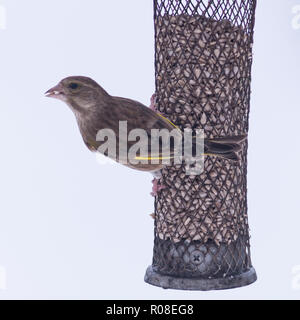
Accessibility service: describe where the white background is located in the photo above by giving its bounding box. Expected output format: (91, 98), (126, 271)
(0, 0), (299, 300)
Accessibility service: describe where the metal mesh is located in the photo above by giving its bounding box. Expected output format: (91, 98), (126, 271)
(151, 0), (256, 279)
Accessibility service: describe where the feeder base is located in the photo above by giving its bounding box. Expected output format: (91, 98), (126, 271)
(144, 266), (257, 291)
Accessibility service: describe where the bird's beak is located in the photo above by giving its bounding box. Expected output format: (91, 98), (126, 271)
(45, 83), (64, 99)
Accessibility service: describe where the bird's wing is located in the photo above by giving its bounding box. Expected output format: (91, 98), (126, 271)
(113, 97), (176, 130)
(112, 97), (182, 161)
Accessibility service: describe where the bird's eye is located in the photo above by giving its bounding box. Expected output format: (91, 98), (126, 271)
(69, 82), (79, 90)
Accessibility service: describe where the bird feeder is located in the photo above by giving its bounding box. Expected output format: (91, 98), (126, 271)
(145, 0), (257, 290)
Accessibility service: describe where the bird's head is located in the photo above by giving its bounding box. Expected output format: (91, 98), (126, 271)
(45, 76), (109, 113)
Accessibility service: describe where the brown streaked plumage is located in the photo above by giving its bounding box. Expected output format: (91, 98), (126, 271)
(45, 76), (246, 173)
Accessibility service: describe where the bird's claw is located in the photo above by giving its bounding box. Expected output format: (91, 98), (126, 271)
(150, 94), (157, 112)
(151, 178), (166, 197)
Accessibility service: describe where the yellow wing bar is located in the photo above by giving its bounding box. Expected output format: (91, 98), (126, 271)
(157, 113), (181, 132)
(135, 156), (174, 160)
(134, 113), (181, 160)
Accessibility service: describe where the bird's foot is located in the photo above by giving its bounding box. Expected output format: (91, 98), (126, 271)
(150, 94), (157, 112)
(151, 178), (166, 197)
(150, 94), (168, 117)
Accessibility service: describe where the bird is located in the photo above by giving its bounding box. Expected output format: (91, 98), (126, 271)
(45, 76), (246, 196)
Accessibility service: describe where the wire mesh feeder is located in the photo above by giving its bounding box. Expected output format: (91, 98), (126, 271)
(145, 0), (257, 290)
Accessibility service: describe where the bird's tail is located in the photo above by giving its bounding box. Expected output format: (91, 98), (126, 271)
(203, 134), (247, 162)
